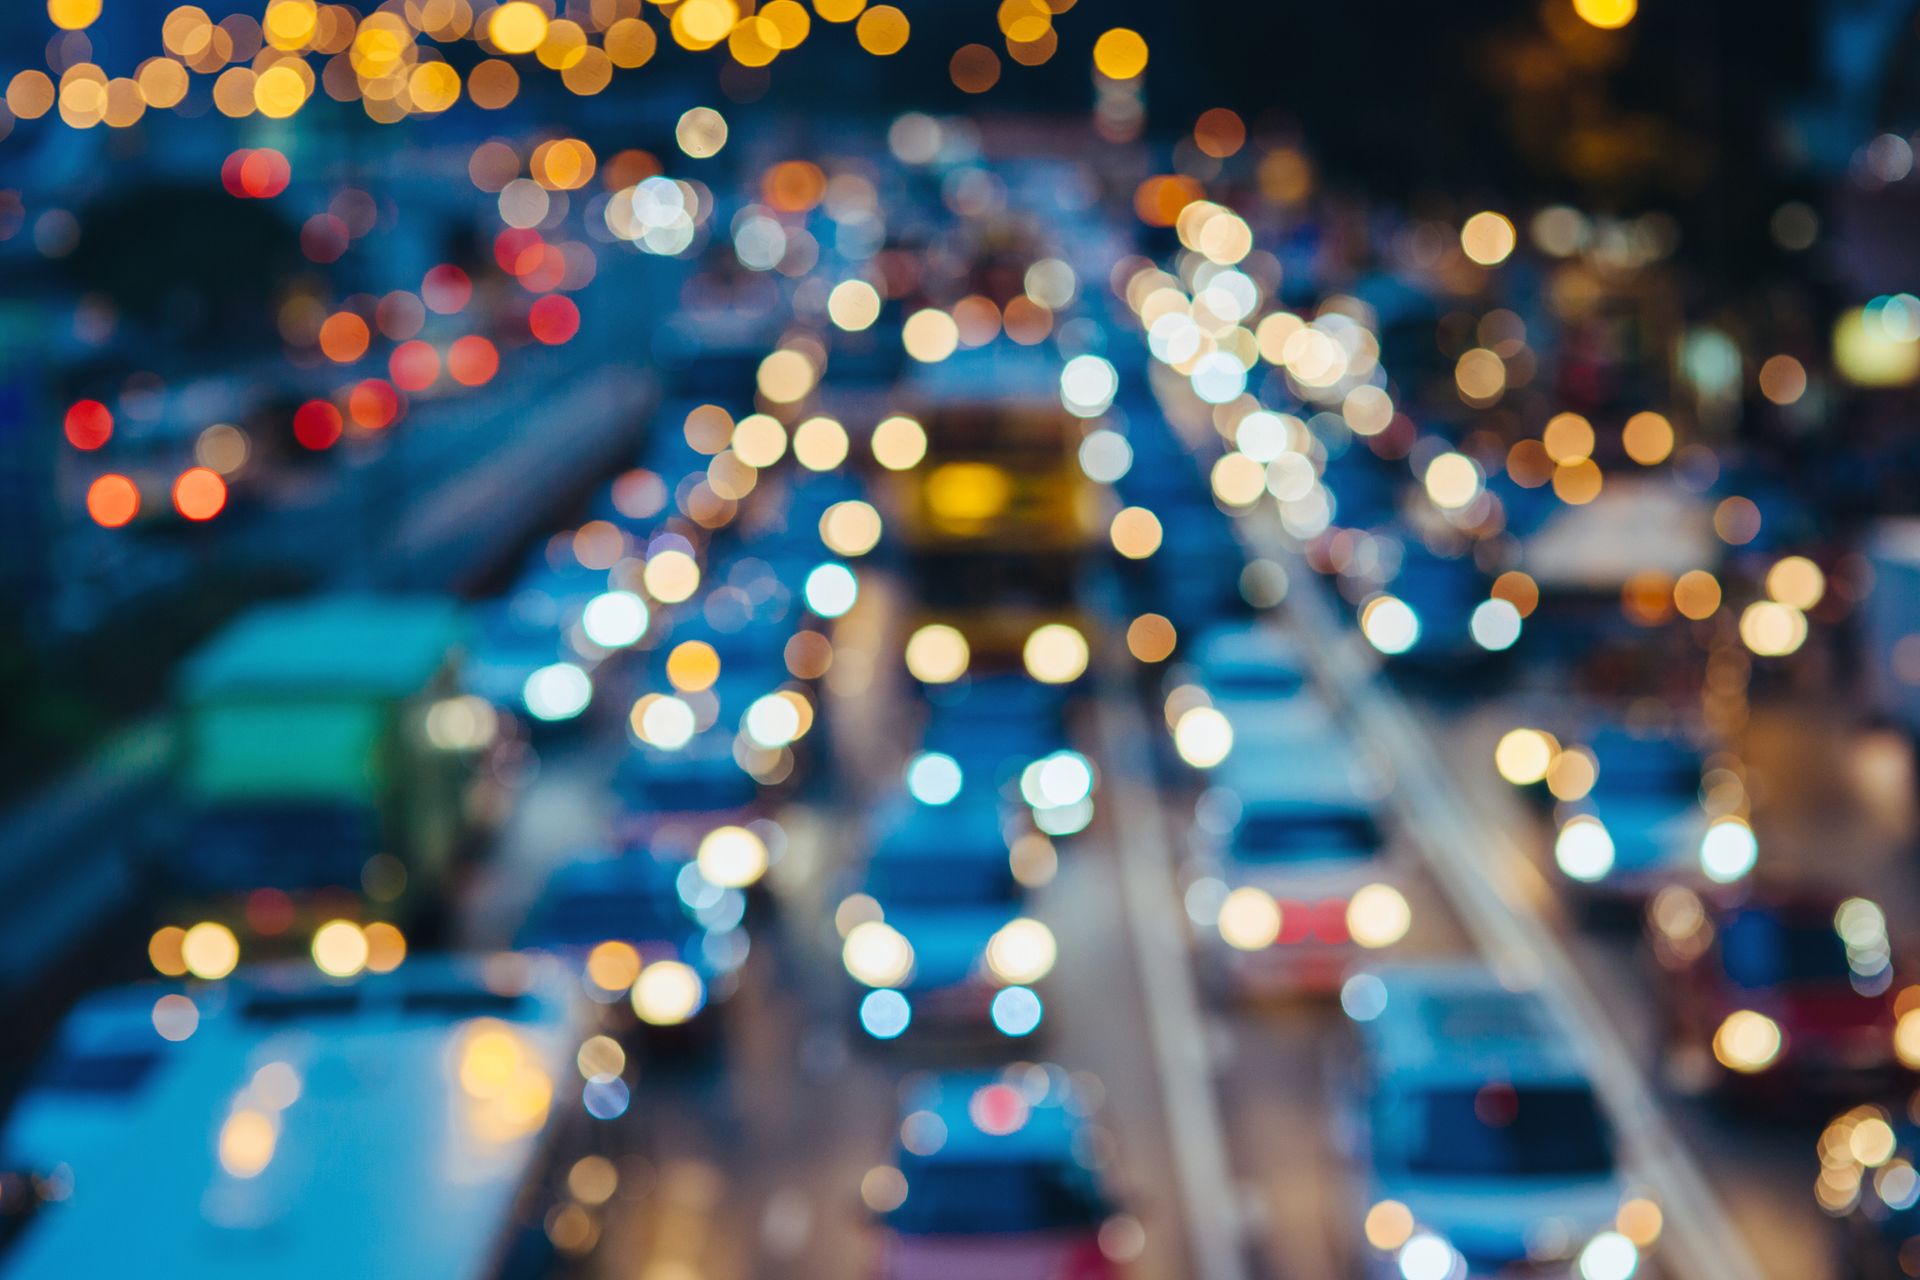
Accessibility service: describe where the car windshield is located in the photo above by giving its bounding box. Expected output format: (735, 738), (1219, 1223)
(888, 1156), (1105, 1235)
(618, 761), (758, 813)
(528, 890), (693, 946)
(1720, 909), (1849, 987)
(1398, 1084), (1614, 1177)
(33, 1049), (165, 1095)
(1591, 743), (1698, 801)
(1233, 811), (1378, 862)
(178, 803), (379, 893)
(865, 854), (1017, 906)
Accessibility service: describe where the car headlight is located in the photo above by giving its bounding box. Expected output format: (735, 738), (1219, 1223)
(1577, 1230), (1641, 1280)
(1699, 816), (1758, 883)
(858, 989), (911, 1039)
(1555, 816), (1615, 882)
(1396, 1231), (1459, 1280)
(843, 921), (914, 987)
(986, 918), (1057, 984)
(631, 960), (705, 1026)
(1713, 1009), (1783, 1073)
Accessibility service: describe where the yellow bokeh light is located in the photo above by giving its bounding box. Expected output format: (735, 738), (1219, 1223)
(902, 309), (960, 362)
(871, 415), (927, 470)
(1460, 211), (1517, 266)
(1218, 886), (1280, 950)
(182, 921), (240, 981)
(1542, 412), (1595, 463)
(1622, 411), (1675, 464)
(1573, 0), (1638, 29)
(489, 1), (551, 54)
(1092, 27), (1148, 79)
(47, 0), (103, 30)
(1494, 728), (1559, 785)
(1766, 555), (1825, 611)
(586, 941), (642, 991)
(643, 549), (701, 602)
(731, 413), (788, 467)
(793, 416), (850, 471)
(311, 920), (370, 977)
(905, 624), (970, 684)
(1110, 506), (1164, 559)
(667, 639), (722, 691)
(1023, 623), (1089, 684)
(821, 500), (884, 556)
(1673, 570), (1722, 620)
(854, 5), (909, 54)
(757, 349), (816, 402)
(828, 279), (882, 331)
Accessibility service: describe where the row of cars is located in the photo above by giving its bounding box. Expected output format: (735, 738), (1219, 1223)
(1115, 173), (1920, 1278)
(1123, 394), (1660, 1280)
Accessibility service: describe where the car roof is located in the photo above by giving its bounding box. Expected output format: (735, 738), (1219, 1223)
(1359, 964), (1591, 1088)
(899, 1071), (1080, 1162)
(1191, 622), (1306, 675)
(873, 790), (1011, 860)
(3, 959), (578, 1279)
(181, 595), (465, 700)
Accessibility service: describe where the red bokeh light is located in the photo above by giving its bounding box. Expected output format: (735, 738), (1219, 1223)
(292, 399), (343, 450)
(494, 228), (542, 274)
(421, 264), (472, 315)
(64, 399), (112, 450)
(528, 295), (580, 345)
(240, 148), (291, 198)
(86, 474), (140, 528)
(220, 149), (251, 198)
(515, 243), (568, 292)
(388, 340), (440, 391)
(172, 467), (227, 521)
(348, 379), (400, 430)
(446, 335), (499, 387)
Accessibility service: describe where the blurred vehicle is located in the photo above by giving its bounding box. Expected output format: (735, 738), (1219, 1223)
(612, 732), (766, 849)
(1178, 619), (1312, 709)
(920, 675), (1072, 793)
(841, 789), (1054, 1044)
(1649, 887), (1907, 1094)
(1864, 518), (1920, 749)
(894, 346), (1096, 667)
(1813, 1100), (1920, 1276)
(516, 852), (746, 1041)
(653, 307), (779, 400)
(164, 594), (485, 961)
(463, 592), (579, 719)
(875, 1067), (1121, 1280)
(1341, 964), (1649, 1279)
(1549, 726), (1728, 907)
(1187, 751), (1408, 996)
(1366, 543), (1502, 668)
(0, 957), (588, 1278)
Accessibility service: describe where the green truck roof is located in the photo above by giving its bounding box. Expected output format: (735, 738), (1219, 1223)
(180, 595), (467, 703)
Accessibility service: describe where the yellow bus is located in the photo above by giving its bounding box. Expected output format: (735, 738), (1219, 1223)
(893, 347), (1097, 663)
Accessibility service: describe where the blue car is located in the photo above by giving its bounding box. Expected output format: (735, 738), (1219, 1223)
(842, 789), (1054, 1044)
(1552, 727), (1724, 903)
(1341, 964), (1647, 1280)
(517, 853), (746, 1037)
(873, 1067), (1121, 1280)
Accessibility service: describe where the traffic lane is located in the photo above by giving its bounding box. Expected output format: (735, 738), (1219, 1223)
(1144, 776), (1478, 1280)
(1442, 699), (1834, 1280)
(563, 776), (1197, 1277)
(511, 661), (1196, 1274)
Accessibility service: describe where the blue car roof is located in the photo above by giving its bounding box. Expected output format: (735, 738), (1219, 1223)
(899, 1073), (1080, 1161)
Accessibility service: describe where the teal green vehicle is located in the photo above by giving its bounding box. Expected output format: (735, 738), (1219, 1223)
(166, 595), (488, 955)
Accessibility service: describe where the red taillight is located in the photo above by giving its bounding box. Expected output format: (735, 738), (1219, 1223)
(1312, 898), (1350, 944)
